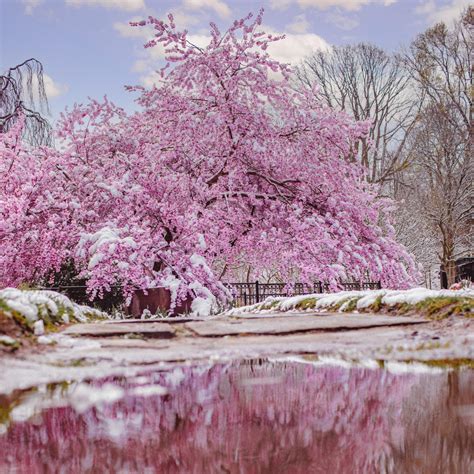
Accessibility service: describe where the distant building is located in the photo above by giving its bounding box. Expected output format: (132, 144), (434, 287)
(440, 256), (474, 289)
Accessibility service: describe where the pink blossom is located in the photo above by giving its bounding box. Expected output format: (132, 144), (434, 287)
(0, 11), (419, 307)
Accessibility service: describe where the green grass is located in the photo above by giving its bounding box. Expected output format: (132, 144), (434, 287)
(294, 297), (318, 310)
(367, 295), (383, 313)
(238, 290), (474, 322)
(413, 297), (474, 320)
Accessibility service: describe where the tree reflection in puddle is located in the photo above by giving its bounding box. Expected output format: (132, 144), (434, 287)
(0, 359), (473, 473)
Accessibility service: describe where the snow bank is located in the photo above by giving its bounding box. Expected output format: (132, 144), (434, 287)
(224, 287), (474, 317)
(0, 335), (18, 347)
(189, 281), (218, 317)
(0, 288), (107, 328)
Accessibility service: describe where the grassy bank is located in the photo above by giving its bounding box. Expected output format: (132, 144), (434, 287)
(0, 288), (107, 352)
(225, 288), (474, 320)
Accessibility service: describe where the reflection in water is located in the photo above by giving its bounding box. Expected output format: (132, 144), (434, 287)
(0, 359), (473, 473)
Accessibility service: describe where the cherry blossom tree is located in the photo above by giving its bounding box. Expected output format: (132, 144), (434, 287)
(0, 10), (418, 314)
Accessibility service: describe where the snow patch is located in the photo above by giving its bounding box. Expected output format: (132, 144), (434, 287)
(189, 280), (217, 317)
(0, 288), (107, 330)
(222, 288), (474, 316)
(197, 233), (207, 250)
(33, 320), (45, 336)
(0, 335), (17, 346)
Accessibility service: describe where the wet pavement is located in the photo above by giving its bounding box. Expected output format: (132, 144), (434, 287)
(1, 312), (473, 473)
(0, 358), (473, 473)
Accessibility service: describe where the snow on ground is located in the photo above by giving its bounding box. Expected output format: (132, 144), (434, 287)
(0, 288), (107, 327)
(224, 287), (474, 317)
(0, 335), (18, 347)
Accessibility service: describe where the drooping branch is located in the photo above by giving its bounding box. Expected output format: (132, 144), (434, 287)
(0, 58), (52, 146)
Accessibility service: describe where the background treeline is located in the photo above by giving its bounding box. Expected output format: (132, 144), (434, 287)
(297, 6), (473, 288)
(1, 8), (472, 289)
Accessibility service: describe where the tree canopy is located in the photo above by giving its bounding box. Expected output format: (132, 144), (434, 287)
(0, 11), (417, 314)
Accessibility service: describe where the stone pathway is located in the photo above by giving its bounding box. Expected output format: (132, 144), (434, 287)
(63, 313), (426, 338)
(1, 312), (472, 394)
(185, 314), (426, 336)
(63, 321), (176, 338)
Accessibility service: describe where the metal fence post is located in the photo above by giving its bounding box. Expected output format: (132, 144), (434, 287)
(255, 280), (260, 303)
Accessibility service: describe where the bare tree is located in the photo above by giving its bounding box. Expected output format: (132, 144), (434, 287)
(403, 6), (473, 151)
(397, 7), (474, 287)
(0, 58), (52, 146)
(394, 201), (439, 287)
(397, 103), (472, 287)
(297, 43), (421, 185)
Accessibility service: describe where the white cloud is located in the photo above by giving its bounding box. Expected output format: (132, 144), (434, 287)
(133, 33), (210, 86)
(21, 0), (43, 15)
(136, 29), (329, 86)
(270, 0), (397, 11)
(183, 0), (231, 18)
(325, 10), (359, 30)
(139, 71), (161, 88)
(116, 6), (329, 86)
(170, 8), (201, 28)
(415, 0), (470, 24)
(286, 14), (310, 33)
(415, 0), (436, 16)
(266, 28), (330, 65)
(65, 0), (146, 11)
(25, 73), (68, 103)
(43, 74), (69, 99)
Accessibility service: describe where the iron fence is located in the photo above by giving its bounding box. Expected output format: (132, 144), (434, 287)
(224, 281), (382, 307)
(41, 280), (382, 311)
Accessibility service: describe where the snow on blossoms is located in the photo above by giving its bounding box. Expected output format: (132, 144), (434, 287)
(0, 10), (418, 313)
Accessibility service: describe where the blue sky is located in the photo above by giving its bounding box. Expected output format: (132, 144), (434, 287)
(1, 0), (470, 122)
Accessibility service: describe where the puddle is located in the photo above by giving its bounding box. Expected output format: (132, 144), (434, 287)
(0, 359), (473, 473)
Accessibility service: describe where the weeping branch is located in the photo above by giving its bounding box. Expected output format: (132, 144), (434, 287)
(0, 58), (53, 146)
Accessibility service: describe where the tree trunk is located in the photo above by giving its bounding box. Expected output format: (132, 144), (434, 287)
(443, 242), (457, 288)
(445, 259), (457, 288)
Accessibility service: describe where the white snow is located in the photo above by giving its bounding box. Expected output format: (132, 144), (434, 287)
(164, 368), (185, 387)
(356, 290), (387, 309)
(37, 335), (54, 345)
(315, 291), (360, 309)
(191, 296), (214, 317)
(189, 280), (217, 317)
(279, 294), (316, 311)
(380, 288), (455, 306)
(33, 320), (45, 336)
(160, 271), (182, 310)
(384, 361), (445, 375)
(76, 226), (138, 271)
(88, 253), (104, 269)
(223, 287), (474, 316)
(0, 288), (107, 328)
(190, 253), (214, 276)
(96, 182), (122, 198)
(0, 335), (17, 346)
(197, 233), (207, 250)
